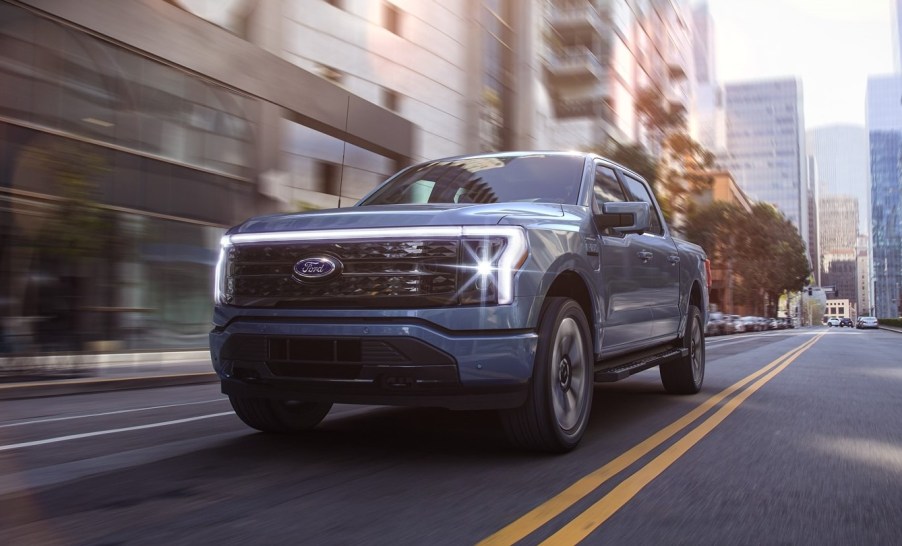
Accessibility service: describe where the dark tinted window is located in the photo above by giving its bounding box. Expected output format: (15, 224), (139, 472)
(619, 173), (664, 235)
(359, 154), (585, 205)
(593, 165), (626, 208)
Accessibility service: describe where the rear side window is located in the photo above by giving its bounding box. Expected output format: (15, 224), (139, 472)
(619, 173), (664, 235)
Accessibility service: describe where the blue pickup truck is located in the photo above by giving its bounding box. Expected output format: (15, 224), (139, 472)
(211, 151), (709, 451)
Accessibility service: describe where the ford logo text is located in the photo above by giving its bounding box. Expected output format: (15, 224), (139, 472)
(293, 256), (340, 281)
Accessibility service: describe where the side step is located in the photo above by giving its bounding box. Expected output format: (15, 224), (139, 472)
(594, 347), (688, 382)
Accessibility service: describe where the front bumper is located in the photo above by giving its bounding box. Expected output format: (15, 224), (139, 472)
(210, 317), (538, 410)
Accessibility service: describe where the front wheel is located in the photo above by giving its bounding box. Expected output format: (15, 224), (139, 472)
(660, 304), (705, 394)
(229, 396), (332, 433)
(501, 297), (593, 452)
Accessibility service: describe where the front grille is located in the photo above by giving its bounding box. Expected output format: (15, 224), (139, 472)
(224, 240), (460, 308)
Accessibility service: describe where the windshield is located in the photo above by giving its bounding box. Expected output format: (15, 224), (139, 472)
(358, 154), (585, 206)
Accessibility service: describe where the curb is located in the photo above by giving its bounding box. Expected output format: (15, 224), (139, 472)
(0, 372), (218, 401)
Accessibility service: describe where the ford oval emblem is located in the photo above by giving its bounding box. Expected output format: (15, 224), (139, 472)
(293, 256), (341, 281)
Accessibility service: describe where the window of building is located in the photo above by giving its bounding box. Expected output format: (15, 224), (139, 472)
(317, 64), (343, 84)
(382, 87), (400, 112)
(318, 161), (341, 196)
(383, 2), (402, 35)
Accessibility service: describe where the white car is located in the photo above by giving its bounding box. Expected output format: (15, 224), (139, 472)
(826, 317), (841, 327)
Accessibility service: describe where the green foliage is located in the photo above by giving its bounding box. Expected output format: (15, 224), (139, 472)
(597, 141), (658, 187)
(879, 318), (902, 327)
(683, 201), (811, 317)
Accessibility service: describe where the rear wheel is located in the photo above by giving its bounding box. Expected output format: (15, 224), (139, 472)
(501, 297), (593, 452)
(229, 396), (332, 433)
(660, 304), (705, 394)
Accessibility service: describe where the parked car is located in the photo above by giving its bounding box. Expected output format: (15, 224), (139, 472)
(738, 316), (761, 332)
(826, 317), (840, 327)
(839, 317), (854, 328)
(706, 312), (726, 336)
(856, 316), (879, 329)
(723, 315), (740, 334)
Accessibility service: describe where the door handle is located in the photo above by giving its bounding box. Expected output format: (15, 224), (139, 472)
(668, 255), (681, 265)
(636, 251), (653, 262)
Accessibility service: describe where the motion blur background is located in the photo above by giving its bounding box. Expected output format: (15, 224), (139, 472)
(1, 0), (900, 358)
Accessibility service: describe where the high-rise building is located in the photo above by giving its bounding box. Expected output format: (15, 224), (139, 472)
(858, 234), (872, 316)
(818, 196), (859, 305)
(806, 125), (871, 315)
(807, 126), (870, 232)
(540, 0), (695, 151)
(893, 0), (902, 72)
(691, 2), (724, 153)
(806, 155), (820, 281)
(0, 0), (540, 355)
(722, 79), (808, 248)
(866, 75), (902, 318)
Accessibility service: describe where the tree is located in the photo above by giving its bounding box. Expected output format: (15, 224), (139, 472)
(683, 202), (811, 317)
(733, 204), (811, 317)
(597, 141), (658, 189)
(632, 87), (715, 229)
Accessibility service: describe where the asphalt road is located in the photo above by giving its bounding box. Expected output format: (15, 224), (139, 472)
(1, 327), (900, 545)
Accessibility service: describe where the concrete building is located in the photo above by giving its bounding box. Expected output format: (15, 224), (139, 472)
(858, 234), (872, 316)
(866, 75), (902, 318)
(722, 79), (808, 250)
(0, 0), (542, 354)
(824, 298), (852, 320)
(539, 0), (695, 152)
(690, 2), (724, 153)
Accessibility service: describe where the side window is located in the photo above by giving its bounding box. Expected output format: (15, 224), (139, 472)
(593, 165), (626, 209)
(619, 173), (664, 235)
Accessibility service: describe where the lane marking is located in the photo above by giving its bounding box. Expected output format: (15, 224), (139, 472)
(542, 334), (822, 544)
(0, 399), (228, 429)
(479, 334), (822, 546)
(0, 412), (234, 452)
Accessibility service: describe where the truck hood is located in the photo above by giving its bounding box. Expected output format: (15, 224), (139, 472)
(231, 203), (565, 234)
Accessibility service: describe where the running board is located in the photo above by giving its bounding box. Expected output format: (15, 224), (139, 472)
(594, 347), (688, 382)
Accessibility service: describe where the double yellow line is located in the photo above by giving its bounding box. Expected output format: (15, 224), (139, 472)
(480, 333), (824, 545)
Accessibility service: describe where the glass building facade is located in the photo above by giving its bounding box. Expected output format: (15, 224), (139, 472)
(723, 79), (808, 249)
(867, 75), (902, 318)
(0, 1), (413, 356)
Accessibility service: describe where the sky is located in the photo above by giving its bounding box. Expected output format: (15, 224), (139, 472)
(702, 0), (894, 130)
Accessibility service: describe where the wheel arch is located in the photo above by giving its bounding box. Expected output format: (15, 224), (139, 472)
(543, 270), (599, 354)
(680, 280), (706, 339)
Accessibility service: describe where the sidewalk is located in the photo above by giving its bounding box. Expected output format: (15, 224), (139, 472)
(0, 350), (217, 401)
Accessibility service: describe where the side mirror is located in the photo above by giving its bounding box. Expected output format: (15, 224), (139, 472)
(596, 201), (650, 234)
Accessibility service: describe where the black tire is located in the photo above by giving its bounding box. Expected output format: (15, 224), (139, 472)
(661, 304), (705, 394)
(229, 396), (332, 433)
(501, 297), (593, 453)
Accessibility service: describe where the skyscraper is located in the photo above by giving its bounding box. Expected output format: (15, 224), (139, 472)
(866, 75), (902, 318)
(722, 79), (808, 248)
(691, 2), (724, 153)
(893, 0), (902, 72)
(807, 125), (871, 313)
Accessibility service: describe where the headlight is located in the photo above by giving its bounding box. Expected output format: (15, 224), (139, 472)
(457, 226), (528, 305)
(214, 236), (232, 304)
